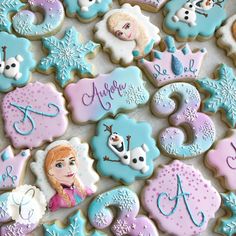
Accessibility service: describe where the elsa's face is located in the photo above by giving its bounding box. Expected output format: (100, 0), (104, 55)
(113, 20), (137, 41)
(48, 155), (78, 186)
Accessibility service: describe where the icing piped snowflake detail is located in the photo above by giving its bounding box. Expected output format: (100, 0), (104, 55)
(38, 27), (99, 87)
(197, 64), (236, 128)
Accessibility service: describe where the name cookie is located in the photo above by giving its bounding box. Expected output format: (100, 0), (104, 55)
(94, 3), (161, 65)
(91, 114), (159, 184)
(65, 66), (149, 124)
(142, 160), (221, 236)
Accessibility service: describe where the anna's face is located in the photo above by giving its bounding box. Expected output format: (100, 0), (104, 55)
(113, 20), (137, 41)
(48, 155), (78, 186)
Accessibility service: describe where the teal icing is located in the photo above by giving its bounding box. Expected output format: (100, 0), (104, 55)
(144, 39), (155, 54)
(154, 51), (162, 59)
(157, 174), (205, 227)
(1, 150), (10, 161)
(171, 55), (183, 75)
(132, 50), (139, 57)
(165, 36), (176, 53)
(0, 166), (17, 186)
(182, 46), (189, 55)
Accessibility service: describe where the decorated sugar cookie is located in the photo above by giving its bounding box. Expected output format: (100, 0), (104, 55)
(216, 192), (236, 236)
(139, 36), (207, 87)
(38, 27), (99, 87)
(206, 130), (236, 191)
(0, 32), (35, 92)
(65, 66), (149, 124)
(142, 160), (221, 236)
(64, 0), (112, 22)
(216, 14), (236, 66)
(1, 82), (68, 149)
(12, 0), (64, 40)
(197, 64), (236, 128)
(31, 137), (99, 212)
(151, 82), (215, 158)
(163, 0), (229, 41)
(44, 210), (106, 236)
(94, 3), (161, 65)
(91, 114), (159, 184)
(0, 146), (30, 190)
(88, 187), (159, 235)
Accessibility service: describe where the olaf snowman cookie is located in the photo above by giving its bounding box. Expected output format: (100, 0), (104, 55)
(91, 114), (160, 185)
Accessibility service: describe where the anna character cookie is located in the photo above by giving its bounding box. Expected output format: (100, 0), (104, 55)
(38, 27), (99, 87)
(1, 82), (68, 149)
(94, 3), (161, 65)
(65, 66), (149, 124)
(64, 0), (113, 22)
(31, 137), (99, 212)
(88, 186), (159, 235)
(206, 130), (236, 191)
(216, 14), (236, 66)
(197, 64), (236, 128)
(142, 160), (221, 236)
(91, 114), (160, 185)
(163, 0), (229, 41)
(0, 32), (35, 92)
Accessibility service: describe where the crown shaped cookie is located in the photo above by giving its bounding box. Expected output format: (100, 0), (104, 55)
(0, 146), (30, 190)
(139, 36), (206, 87)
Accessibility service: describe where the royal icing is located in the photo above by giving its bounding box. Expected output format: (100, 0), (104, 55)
(216, 192), (236, 236)
(91, 114), (160, 184)
(0, 32), (35, 92)
(142, 160), (221, 236)
(94, 3), (161, 65)
(163, 0), (228, 41)
(30, 137), (99, 212)
(1, 82), (68, 149)
(65, 66), (149, 123)
(0, 146), (30, 190)
(38, 27), (99, 87)
(88, 186), (159, 236)
(0, 192), (11, 223)
(64, 0), (112, 22)
(197, 64), (236, 128)
(44, 210), (107, 236)
(139, 36), (207, 87)
(152, 82), (215, 158)
(216, 14), (236, 66)
(12, 0), (64, 40)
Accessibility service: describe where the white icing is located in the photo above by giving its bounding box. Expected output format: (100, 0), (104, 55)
(78, 0), (101, 11)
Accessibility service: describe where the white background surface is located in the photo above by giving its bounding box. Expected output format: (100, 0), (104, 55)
(0, 0), (236, 235)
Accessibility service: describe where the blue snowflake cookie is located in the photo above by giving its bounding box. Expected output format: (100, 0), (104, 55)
(197, 64), (236, 128)
(163, 0), (229, 41)
(38, 27), (99, 87)
(0, 31), (35, 92)
(64, 0), (113, 22)
(91, 114), (160, 185)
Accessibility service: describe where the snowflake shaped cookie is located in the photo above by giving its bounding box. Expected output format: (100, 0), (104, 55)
(38, 27), (99, 87)
(197, 64), (236, 128)
(0, 0), (24, 32)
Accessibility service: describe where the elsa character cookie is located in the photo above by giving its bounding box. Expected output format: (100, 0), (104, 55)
(38, 27), (99, 87)
(216, 14), (236, 66)
(142, 160), (221, 236)
(31, 137), (99, 212)
(1, 82), (68, 149)
(0, 32), (35, 92)
(206, 130), (236, 191)
(197, 64), (236, 128)
(65, 66), (149, 124)
(64, 0), (112, 22)
(91, 114), (160, 185)
(163, 0), (229, 41)
(94, 3), (161, 65)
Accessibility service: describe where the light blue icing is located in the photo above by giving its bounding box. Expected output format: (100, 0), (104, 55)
(1, 150), (10, 161)
(182, 46), (190, 55)
(197, 64), (236, 128)
(171, 55), (183, 75)
(38, 27), (99, 87)
(157, 174), (205, 227)
(132, 39), (155, 57)
(64, 0), (113, 22)
(165, 36), (176, 53)
(43, 210), (106, 236)
(164, 0), (228, 40)
(0, 192), (11, 223)
(154, 51), (162, 59)
(0, 32), (35, 92)
(91, 114), (160, 185)
(0, 0), (25, 32)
